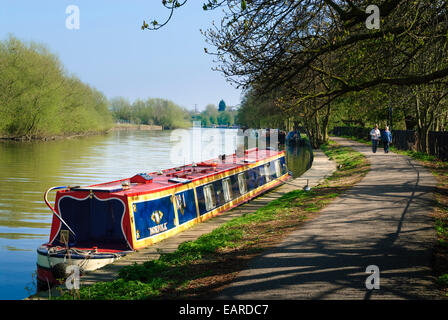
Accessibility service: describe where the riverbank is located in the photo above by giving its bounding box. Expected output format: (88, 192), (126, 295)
(0, 123), (165, 142)
(29, 142), (369, 300)
(0, 129), (112, 142)
(111, 123), (163, 131)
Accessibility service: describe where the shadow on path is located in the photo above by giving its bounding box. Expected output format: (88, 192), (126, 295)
(217, 137), (440, 300)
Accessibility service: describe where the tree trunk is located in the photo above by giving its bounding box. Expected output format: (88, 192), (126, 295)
(321, 104), (331, 143)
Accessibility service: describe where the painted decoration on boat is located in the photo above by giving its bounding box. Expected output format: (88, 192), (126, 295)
(55, 195), (128, 249)
(133, 195), (176, 240)
(175, 189), (197, 225)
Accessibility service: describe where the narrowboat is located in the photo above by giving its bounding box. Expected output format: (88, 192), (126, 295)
(36, 148), (291, 288)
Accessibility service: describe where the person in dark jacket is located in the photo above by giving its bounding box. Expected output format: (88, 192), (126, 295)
(382, 126), (392, 153)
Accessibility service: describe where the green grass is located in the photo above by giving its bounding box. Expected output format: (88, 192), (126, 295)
(436, 219), (448, 239)
(54, 140), (369, 300)
(389, 147), (440, 162)
(321, 140), (368, 177)
(438, 274), (448, 287)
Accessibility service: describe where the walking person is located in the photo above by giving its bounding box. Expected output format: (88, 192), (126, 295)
(370, 124), (381, 153)
(382, 126), (392, 153)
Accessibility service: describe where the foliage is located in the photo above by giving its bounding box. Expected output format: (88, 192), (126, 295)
(145, 1), (448, 150)
(191, 104), (237, 127)
(201, 1), (448, 98)
(0, 36), (113, 139)
(438, 274), (448, 287)
(236, 89), (290, 130)
(110, 97), (191, 129)
(110, 99), (238, 129)
(218, 99), (226, 112)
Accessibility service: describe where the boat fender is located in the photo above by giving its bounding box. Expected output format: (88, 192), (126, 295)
(51, 262), (85, 282)
(51, 262), (70, 281)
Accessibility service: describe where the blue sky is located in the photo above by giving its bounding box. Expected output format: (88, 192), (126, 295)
(0, 1), (242, 111)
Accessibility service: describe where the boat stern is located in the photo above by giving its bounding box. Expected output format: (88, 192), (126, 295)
(36, 244), (128, 288)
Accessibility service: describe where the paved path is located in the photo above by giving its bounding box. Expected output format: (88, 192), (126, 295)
(30, 149), (336, 299)
(218, 137), (440, 300)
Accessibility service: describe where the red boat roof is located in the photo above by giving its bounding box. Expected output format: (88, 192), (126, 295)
(69, 148), (284, 197)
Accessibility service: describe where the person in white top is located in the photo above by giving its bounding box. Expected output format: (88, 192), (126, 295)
(369, 124), (381, 153)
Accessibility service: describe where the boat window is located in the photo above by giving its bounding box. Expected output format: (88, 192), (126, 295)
(203, 184), (216, 211)
(275, 160), (282, 177)
(264, 163), (272, 182)
(222, 178), (232, 202)
(174, 193), (186, 215)
(237, 173), (247, 195)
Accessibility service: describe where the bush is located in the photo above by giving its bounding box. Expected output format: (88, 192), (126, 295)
(110, 97), (190, 129)
(0, 36), (113, 138)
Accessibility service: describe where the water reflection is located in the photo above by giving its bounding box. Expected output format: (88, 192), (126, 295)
(284, 142), (314, 178)
(0, 128), (312, 299)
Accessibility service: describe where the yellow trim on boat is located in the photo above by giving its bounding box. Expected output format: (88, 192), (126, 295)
(130, 171), (289, 250)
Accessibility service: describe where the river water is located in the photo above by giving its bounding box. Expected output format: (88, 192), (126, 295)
(0, 128), (312, 299)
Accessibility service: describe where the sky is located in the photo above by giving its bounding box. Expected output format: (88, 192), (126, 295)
(0, 1), (242, 111)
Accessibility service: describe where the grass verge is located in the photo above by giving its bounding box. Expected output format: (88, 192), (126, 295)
(55, 140), (370, 300)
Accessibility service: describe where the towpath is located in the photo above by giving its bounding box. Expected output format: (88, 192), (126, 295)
(218, 137), (439, 299)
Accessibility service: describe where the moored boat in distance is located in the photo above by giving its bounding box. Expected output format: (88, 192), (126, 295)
(36, 148), (291, 288)
(286, 130), (306, 146)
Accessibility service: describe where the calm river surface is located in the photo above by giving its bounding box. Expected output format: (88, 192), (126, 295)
(0, 128), (312, 299)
